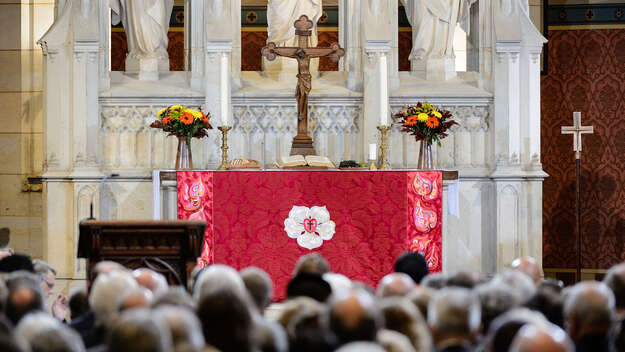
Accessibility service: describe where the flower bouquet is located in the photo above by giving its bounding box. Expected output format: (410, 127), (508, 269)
(393, 102), (457, 169)
(150, 105), (213, 169)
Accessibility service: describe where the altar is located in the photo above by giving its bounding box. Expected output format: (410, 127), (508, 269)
(173, 170), (447, 299)
(36, 0), (547, 282)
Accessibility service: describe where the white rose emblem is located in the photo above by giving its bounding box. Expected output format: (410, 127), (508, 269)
(284, 206), (336, 250)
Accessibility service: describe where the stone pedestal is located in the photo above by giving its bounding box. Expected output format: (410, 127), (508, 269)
(125, 57), (169, 81)
(412, 57), (457, 81)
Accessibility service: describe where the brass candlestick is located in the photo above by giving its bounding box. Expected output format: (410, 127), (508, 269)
(218, 126), (232, 170)
(377, 125), (391, 170)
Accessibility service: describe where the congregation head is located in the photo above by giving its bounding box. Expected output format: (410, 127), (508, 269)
(2, 251), (625, 352)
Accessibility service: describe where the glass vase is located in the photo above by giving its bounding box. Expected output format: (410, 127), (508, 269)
(417, 140), (434, 170)
(175, 137), (193, 170)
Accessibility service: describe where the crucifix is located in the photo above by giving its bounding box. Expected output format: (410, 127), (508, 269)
(561, 112), (594, 282)
(262, 15), (345, 156)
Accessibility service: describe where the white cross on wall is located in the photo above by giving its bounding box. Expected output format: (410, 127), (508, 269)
(561, 112), (594, 160)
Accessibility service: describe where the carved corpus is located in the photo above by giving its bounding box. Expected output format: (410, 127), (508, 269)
(262, 15), (345, 156)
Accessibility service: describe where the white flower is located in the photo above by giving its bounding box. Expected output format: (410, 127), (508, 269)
(284, 206), (336, 250)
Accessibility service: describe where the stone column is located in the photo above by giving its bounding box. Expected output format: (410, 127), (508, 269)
(340, 0), (362, 91)
(71, 41), (100, 176)
(186, 0), (205, 90)
(363, 42), (391, 160)
(205, 42), (233, 127)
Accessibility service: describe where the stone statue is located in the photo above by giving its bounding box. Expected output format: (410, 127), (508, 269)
(110, 0), (174, 80)
(264, 0), (323, 78)
(400, 0), (475, 79)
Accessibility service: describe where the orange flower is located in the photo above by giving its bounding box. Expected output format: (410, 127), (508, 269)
(426, 116), (439, 128)
(181, 112), (194, 125)
(405, 115), (418, 126)
(162, 117), (171, 124)
(200, 112), (209, 123)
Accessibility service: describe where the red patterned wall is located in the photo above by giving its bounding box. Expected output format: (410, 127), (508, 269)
(111, 32), (185, 71)
(111, 30), (414, 72)
(541, 29), (625, 269)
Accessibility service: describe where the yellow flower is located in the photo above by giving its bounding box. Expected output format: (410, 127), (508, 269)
(432, 110), (442, 118)
(170, 105), (182, 111)
(189, 109), (204, 119)
(157, 108), (166, 118)
(417, 113), (429, 122)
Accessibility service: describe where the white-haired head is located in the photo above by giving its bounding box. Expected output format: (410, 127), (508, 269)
(153, 305), (205, 352)
(428, 287), (481, 344)
(564, 280), (615, 340)
(89, 270), (138, 326)
(335, 342), (386, 352)
(30, 324), (86, 352)
(377, 273), (416, 298)
(323, 272), (353, 297)
(15, 312), (60, 344)
(193, 264), (246, 301)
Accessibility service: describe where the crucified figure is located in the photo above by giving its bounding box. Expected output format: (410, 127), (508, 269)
(262, 15), (345, 155)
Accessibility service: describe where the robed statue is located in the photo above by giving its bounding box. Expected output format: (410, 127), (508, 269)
(400, 0), (475, 75)
(265, 0), (323, 77)
(110, 0), (174, 74)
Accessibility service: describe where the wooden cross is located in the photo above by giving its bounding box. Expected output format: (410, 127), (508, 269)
(561, 111), (594, 282)
(262, 15), (345, 156)
(561, 112), (594, 160)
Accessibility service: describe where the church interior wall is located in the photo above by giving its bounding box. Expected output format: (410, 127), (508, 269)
(0, 0), (54, 259)
(542, 2), (625, 285)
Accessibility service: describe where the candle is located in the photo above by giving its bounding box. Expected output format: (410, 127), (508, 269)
(379, 54), (389, 126)
(220, 53), (230, 126)
(369, 143), (377, 161)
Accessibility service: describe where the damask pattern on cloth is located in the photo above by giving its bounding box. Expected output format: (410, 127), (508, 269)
(542, 29), (625, 269)
(177, 171), (442, 300)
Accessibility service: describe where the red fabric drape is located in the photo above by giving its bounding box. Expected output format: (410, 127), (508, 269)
(178, 171), (442, 300)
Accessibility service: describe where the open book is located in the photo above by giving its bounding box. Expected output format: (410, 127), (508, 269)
(276, 155), (335, 168)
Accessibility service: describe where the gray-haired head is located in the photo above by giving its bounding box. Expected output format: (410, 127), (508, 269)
(377, 273), (416, 298)
(335, 342), (386, 352)
(603, 262), (625, 313)
(118, 287), (153, 312)
(420, 273), (447, 290)
(495, 269), (536, 304)
(293, 253), (330, 276)
(407, 286), (432, 321)
(377, 329), (417, 352)
(89, 270), (138, 326)
(509, 323), (574, 352)
(255, 316), (288, 352)
(483, 307), (551, 352)
(6, 273), (45, 325)
(563, 280), (615, 340)
(380, 297), (432, 352)
(15, 312), (60, 345)
(476, 278), (523, 332)
(30, 324), (86, 352)
(151, 287), (195, 311)
(153, 305), (205, 352)
(428, 287), (480, 344)
(107, 308), (173, 352)
(240, 266), (274, 313)
(194, 264), (247, 301)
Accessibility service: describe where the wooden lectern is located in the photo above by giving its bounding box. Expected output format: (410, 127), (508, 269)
(78, 220), (206, 287)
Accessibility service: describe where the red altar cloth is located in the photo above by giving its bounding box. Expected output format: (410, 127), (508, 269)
(177, 171), (442, 300)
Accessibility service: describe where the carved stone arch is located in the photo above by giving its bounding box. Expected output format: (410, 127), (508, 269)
(499, 184), (520, 265)
(99, 183), (119, 221)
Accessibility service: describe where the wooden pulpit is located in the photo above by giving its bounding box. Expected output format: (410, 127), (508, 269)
(78, 220), (206, 287)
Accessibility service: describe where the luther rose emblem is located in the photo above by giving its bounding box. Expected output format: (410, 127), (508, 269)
(284, 206), (336, 250)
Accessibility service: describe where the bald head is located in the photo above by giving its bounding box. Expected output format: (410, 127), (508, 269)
(330, 289), (381, 345)
(120, 288), (153, 311)
(377, 273), (416, 298)
(510, 324), (573, 352)
(133, 268), (168, 296)
(511, 257), (541, 283)
(564, 281), (614, 341)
